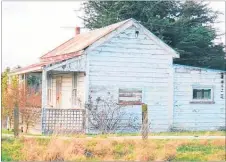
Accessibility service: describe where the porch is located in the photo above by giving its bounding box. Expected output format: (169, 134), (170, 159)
(41, 55), (87, 134)
(9, 55), (87, 134)
(44, 71), (86, 110)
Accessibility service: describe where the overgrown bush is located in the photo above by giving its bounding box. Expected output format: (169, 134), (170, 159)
(85, 94), (140, 134)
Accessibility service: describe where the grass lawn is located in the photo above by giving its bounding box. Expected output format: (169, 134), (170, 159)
(2, 128), (225, 138)
(2, 136), (225, 161)
(149, 130), (226, 136)
(87, 130), (226, 137)
(2, 129), (13, 135)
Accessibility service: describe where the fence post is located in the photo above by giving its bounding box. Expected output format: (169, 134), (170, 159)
(14, 104), (19, 137)
(82, 110), (86, 134)
(142, 104), (148, 140)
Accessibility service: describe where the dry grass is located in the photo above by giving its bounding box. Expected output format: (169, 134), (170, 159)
(135, 140), (157, 161)
(207, 150), (226, 161)
(210, 139), (225, 147)
(3, 137), (226, 161)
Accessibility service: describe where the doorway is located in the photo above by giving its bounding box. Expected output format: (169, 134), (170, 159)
(56, 76), (62, 108)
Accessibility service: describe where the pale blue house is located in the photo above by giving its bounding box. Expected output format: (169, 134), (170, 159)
(11, 18), (226, 134)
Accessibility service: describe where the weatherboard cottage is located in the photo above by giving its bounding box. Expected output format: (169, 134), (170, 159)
(11, 18), (226, 134)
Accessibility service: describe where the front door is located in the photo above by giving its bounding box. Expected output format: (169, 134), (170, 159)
(56, 77), (62, 108)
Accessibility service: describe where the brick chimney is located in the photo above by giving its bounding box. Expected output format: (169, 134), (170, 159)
(75, 27), (80, 36)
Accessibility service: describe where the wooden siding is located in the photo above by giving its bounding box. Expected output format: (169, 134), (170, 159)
(173, 65), (225, 131)
(77, 72), (85, 108)
(88, 25), (173, 132)
(46, 55), (86, 72)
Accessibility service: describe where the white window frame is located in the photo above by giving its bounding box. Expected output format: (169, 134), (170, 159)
(72, 73), (78, 107)
(191, 85), (214, 103)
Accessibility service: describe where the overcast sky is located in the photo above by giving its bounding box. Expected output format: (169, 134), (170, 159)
(2, 1), (225, 70)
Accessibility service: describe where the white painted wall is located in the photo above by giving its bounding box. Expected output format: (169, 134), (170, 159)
(173, 65), (225, 131)
(87, 25), (174, 132)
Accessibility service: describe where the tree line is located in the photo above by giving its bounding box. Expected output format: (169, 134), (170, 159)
(80, 1), (226, 70)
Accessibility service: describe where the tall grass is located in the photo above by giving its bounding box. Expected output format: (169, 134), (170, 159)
(2, 137), (225, 161)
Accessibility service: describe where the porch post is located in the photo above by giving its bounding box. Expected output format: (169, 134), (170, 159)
(42, 69), (48, 108)
(41, 68), (48, 134)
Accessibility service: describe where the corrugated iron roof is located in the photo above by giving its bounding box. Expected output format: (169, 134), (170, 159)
(11, 51), (83, 75)
(11, 19), (131, 75)
(10, 62), (46, 75)
(40, 19), (130, 60)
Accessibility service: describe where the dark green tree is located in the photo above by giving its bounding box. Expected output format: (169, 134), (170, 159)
(81, 1), (225, 70)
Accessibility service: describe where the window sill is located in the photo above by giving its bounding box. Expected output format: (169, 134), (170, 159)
(190, 101), (215, 104)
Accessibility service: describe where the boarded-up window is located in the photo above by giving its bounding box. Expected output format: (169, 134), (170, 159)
(118, 88), (142, 105)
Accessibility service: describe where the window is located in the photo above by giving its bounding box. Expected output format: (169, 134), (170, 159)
(47, 74), (52, 105)
(193, 89), (211, 100)
(191, 86), (214, 104)
(72, 73), (77, 107)
(118, 88), (143, 105)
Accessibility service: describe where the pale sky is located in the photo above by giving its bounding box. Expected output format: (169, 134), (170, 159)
(2, 1), (225, 70)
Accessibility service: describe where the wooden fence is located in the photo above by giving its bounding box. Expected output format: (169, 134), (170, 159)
(42, 108), (86, 134)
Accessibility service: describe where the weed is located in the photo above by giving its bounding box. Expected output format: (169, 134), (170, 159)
(113, 140), (134, 159)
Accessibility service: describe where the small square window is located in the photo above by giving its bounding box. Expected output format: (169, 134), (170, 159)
(191, 86), (214, 104)
(193, 89), (211, 100)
